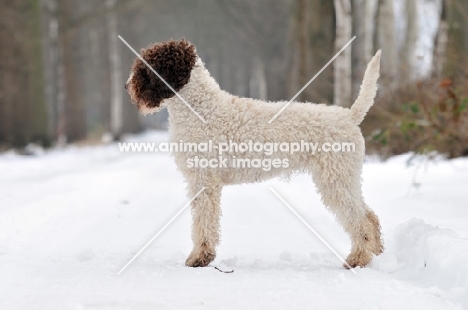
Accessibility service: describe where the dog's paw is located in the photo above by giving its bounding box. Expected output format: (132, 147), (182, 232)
(343, 251), (373, 269)
(185, 251), (216, 267)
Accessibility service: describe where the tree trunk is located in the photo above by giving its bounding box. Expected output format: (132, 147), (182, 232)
(41, 0), (68, 143)
(404, 0), (443, 81)
(249, 57), (267, 100)
(306, 0), (335, 104)
(352, 0), (378, 99)
(443, 0), (468, 80)
(0, 0), (29, 146)
(433, 2), (448, 79)
(378, 0), (398, 88)
(28, 0), (48, 146)
(106, 0), (123, 139)
(333, 0), (352, 107)
(297, 0), (308, 102)
(364, 0), (379, 61)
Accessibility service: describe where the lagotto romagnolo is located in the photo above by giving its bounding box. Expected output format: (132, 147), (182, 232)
(125, 39), (384, 269)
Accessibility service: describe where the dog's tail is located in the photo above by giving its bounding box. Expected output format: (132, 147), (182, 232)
(350, 50), (381, 125)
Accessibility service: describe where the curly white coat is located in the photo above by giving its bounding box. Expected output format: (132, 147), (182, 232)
(132, 50), (383, 268)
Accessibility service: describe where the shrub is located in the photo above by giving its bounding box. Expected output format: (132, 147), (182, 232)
(362, 78), (468, 158)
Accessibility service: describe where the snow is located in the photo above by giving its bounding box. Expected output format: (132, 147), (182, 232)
(1, 131), (467, 309)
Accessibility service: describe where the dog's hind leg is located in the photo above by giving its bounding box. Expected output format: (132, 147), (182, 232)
(185, 177), (222, 267)
(311, 159), (383, 268)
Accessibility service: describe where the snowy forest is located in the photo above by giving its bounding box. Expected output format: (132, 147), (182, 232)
(1, 0), (467, 157)
(2, 1), (468, 309)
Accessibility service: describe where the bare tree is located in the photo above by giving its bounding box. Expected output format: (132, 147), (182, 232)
(24, 1), (49, 147)
(352, 0), (378, 98)
(333, 0), (352, 106)
(404, 0), (443, 81)
(249, 57), (267, 100)
(306, 0), (335, 104)
(3, 0), (466, 150)
(0, 1), (50, 147)
(433, 2), (448, 78)
(41, 0), (67, 143)
(378, 0), (398, 88)
(106, 0), (123, 139)
(0, 1), (29, 146)
(443, 0), (468, 79)
(297, 0), (308, 102)
(364, 0), (379, 60)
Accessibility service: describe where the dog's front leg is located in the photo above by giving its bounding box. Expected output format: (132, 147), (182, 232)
(185, 181), (222, 267)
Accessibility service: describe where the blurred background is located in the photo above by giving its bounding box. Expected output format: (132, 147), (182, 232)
(0, 0), (467, 157)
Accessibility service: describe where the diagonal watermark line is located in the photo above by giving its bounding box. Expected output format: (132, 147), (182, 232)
(117, 187), (206, 275)
(269, 187), (357, 273)
(118, 35), (207, 123)
(268, 36), (356, 123)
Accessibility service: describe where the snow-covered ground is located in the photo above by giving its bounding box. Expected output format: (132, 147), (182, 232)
(1, 131), (467, 309)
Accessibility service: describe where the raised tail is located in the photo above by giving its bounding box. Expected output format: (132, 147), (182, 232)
(350, 50), (381, 125)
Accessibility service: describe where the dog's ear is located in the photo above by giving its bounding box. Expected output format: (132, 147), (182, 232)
(131, 39), (197, 108)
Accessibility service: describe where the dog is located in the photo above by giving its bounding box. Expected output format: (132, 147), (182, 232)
(125, 39), (383, 268)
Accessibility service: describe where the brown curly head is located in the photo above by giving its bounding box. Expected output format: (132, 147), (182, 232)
(125, 39), (197, 114)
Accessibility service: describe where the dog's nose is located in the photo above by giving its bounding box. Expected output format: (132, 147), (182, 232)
(124, 83), (127, 90)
